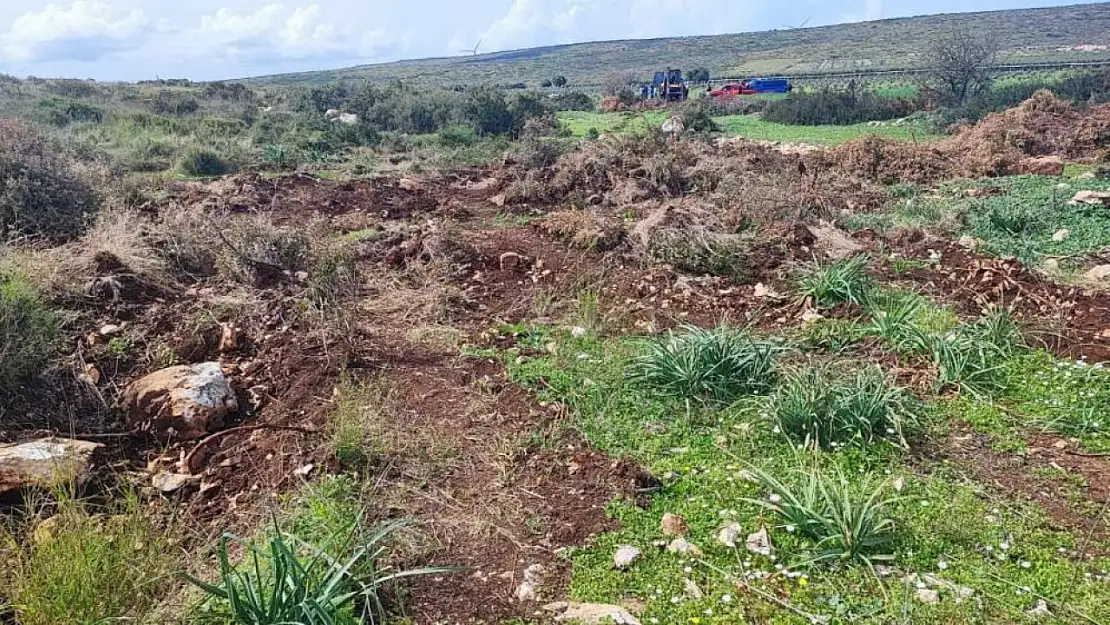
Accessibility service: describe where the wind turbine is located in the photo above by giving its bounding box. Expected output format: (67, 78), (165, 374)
(458, 38), (482, 56)
(779, 17), (812, 29)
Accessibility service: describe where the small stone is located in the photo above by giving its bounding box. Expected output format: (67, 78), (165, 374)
(499, 252), (525, 271)
(571, 326), (587, 338)
(746, 525), (772, 556)
(543, 602), (641, 624)
(1026, 599), (1053, 619)
(99, 324), (122, 337)
(516, 564), (545, 602)
(661, 513), (688, 536)
(151, 471), (194, 493)
(613, 545), (642, 570)
(489, 194), (507, 207)
(800, 310), (824, 324)
(293, 463), (315, 477)
(957, 235), (982, 250)
(1043, 258), (1060, 272)
(1085, 265), (1110, 282)
(716, 522), (742, 548)
(753, 283), (780, 299)
(683, 578), (703, 600)
(84, 363), (101, 385)
(915, 588), (940, 604)
(1052, 229), (1071, 242)
(666, 538), (703, 556)
(0, 438), (102, 494)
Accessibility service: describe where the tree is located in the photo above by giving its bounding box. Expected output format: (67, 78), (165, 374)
(601, 70), (640, 96)
(922, 29), (999, 106)
(685, 68), (710, 83)
(552, 75), (568, 88)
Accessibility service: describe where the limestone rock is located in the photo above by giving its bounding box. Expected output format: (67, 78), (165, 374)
(0, 438), (102, 493)
(1052, 229), (1071, 242)
(1085, 265), (1110, 282)
(515, 564), (544, 602)
(121, 363), (237, 439)
(666, 538), (703, 556)
(613, 545), (642, 570)
(746, 525), (772, 556)
(1021, 155), (1064, 176)
(1071, 190), (1110, 206)
(717, 522), (742, 548)
(544, 602), (642, 624)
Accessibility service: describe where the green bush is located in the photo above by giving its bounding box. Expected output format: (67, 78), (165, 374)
(628, 325), (780, 404)
(438, 124), (478, 147)
(763, 88), (915, 126)
(770, 366), (918, 449)
(0, 275), (58, 390)
(148, 91), (200, 116)
(550, 91), (594, 112)
(0, 119), (98, 239)
(678, 99), (720, 132)
(178, 148), (234, 177)
(35, 97), (105, 126)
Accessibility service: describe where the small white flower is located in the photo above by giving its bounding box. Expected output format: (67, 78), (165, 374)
(571, 326), (587, 338)
(938, 560), (949, 570)
(1020, 561), (1032, 569)
(721, 594), (732, 603)
(768, 493), (782, 503)
(670, 596), (681, 604)
(785, 525), (796, 533)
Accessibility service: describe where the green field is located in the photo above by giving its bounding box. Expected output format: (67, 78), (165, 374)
(558, 110), (939, 145)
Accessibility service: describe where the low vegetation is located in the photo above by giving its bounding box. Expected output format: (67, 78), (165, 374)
(0, 274), (58, 390)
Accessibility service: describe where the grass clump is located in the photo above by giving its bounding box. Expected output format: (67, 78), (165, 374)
(798, 255), (874, 309)
(2, 492), (174, 625)
(185, 517), (453, 625)
(0, 274), (59, 391)
(326, 376), (389, 469)
(216, 216), (311, 287)
(628, 325), (779, 404)
(178, 147), (235, 177)
(931, 310), (1021, 396)
(770, 366), (917, 449)
(745, 464), (899, 567)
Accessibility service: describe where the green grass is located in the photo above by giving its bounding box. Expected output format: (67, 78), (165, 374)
(798, 255), (875, 309)
(503, 326), (1110, 624)
(557, 110), (939, 145)
(0, 274), (58, 390)
(1, 490), (175, 625)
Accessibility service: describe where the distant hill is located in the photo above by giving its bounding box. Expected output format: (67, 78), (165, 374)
(246, 2), (1110, 88)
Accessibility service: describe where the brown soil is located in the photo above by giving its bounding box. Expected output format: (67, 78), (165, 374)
(940, 426), (1110, 553)
(880, 239), (1110, 362)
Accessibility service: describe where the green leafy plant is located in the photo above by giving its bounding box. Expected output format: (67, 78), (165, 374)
(628, 325), (780, 404)
(800, 318), (865, 353)
(799, 255), (874, 309)
(865, 294), (933, 354)
(185, 519), (455, 625)
(179, 148), (234, 177)
(745, 464), (900, 568)
(770, 366), (917, 449)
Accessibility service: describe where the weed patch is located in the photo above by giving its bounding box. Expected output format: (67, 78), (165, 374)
(0, 274), (58, 390)
(798, 255), (874, 309)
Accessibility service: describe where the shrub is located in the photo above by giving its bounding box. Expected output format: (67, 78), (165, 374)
(464, 87), (519, 136)
(0, 120), (98, 239)
(798, 255), (874, 309)
(549, 91), (594, 112)
(763, 88), (915, 126)
(35, 98), (105, 126)
(178, 148), (234, 177)
(770, 366), (918, 449)
(438, 124), (478, 147)
(745, 464), (899, 567)
(512, 136), (562, 169)
(148, 91), (200, 116)
(628, 325), (780, 404)
(0, 274), (58, 390)
(678, 99), (721, 133)
(184, 518), (454, 625)
(3, 492), (174, 625)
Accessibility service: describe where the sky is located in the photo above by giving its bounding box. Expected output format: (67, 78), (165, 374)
(0, 0), (1104, 81)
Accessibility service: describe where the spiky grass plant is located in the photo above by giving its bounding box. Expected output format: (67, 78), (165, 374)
(628, 325), (781, 404)
(184, 519), (455, 625)
(799, 255), (874, 309)
(931, 310), (1021, 396)
(865, 293), (933, 354)
(770, 366), (918, 449)
(745, 464), (899, 568)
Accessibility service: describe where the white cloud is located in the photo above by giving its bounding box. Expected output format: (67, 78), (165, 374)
(1, 0), (148, 62)
(190, 3), (387, 61)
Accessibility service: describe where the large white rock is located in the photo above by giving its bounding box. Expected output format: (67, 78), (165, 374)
(0, 438), (102, 493)
(121, 362), (237, 439)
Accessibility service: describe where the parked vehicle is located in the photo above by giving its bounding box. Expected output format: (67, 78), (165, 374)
(709, 77), (793, 98)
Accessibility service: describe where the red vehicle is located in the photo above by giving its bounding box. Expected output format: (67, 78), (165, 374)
(709, 78), (793, 98)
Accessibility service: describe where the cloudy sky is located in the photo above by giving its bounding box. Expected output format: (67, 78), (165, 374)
(0, 0), (1102, 81)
